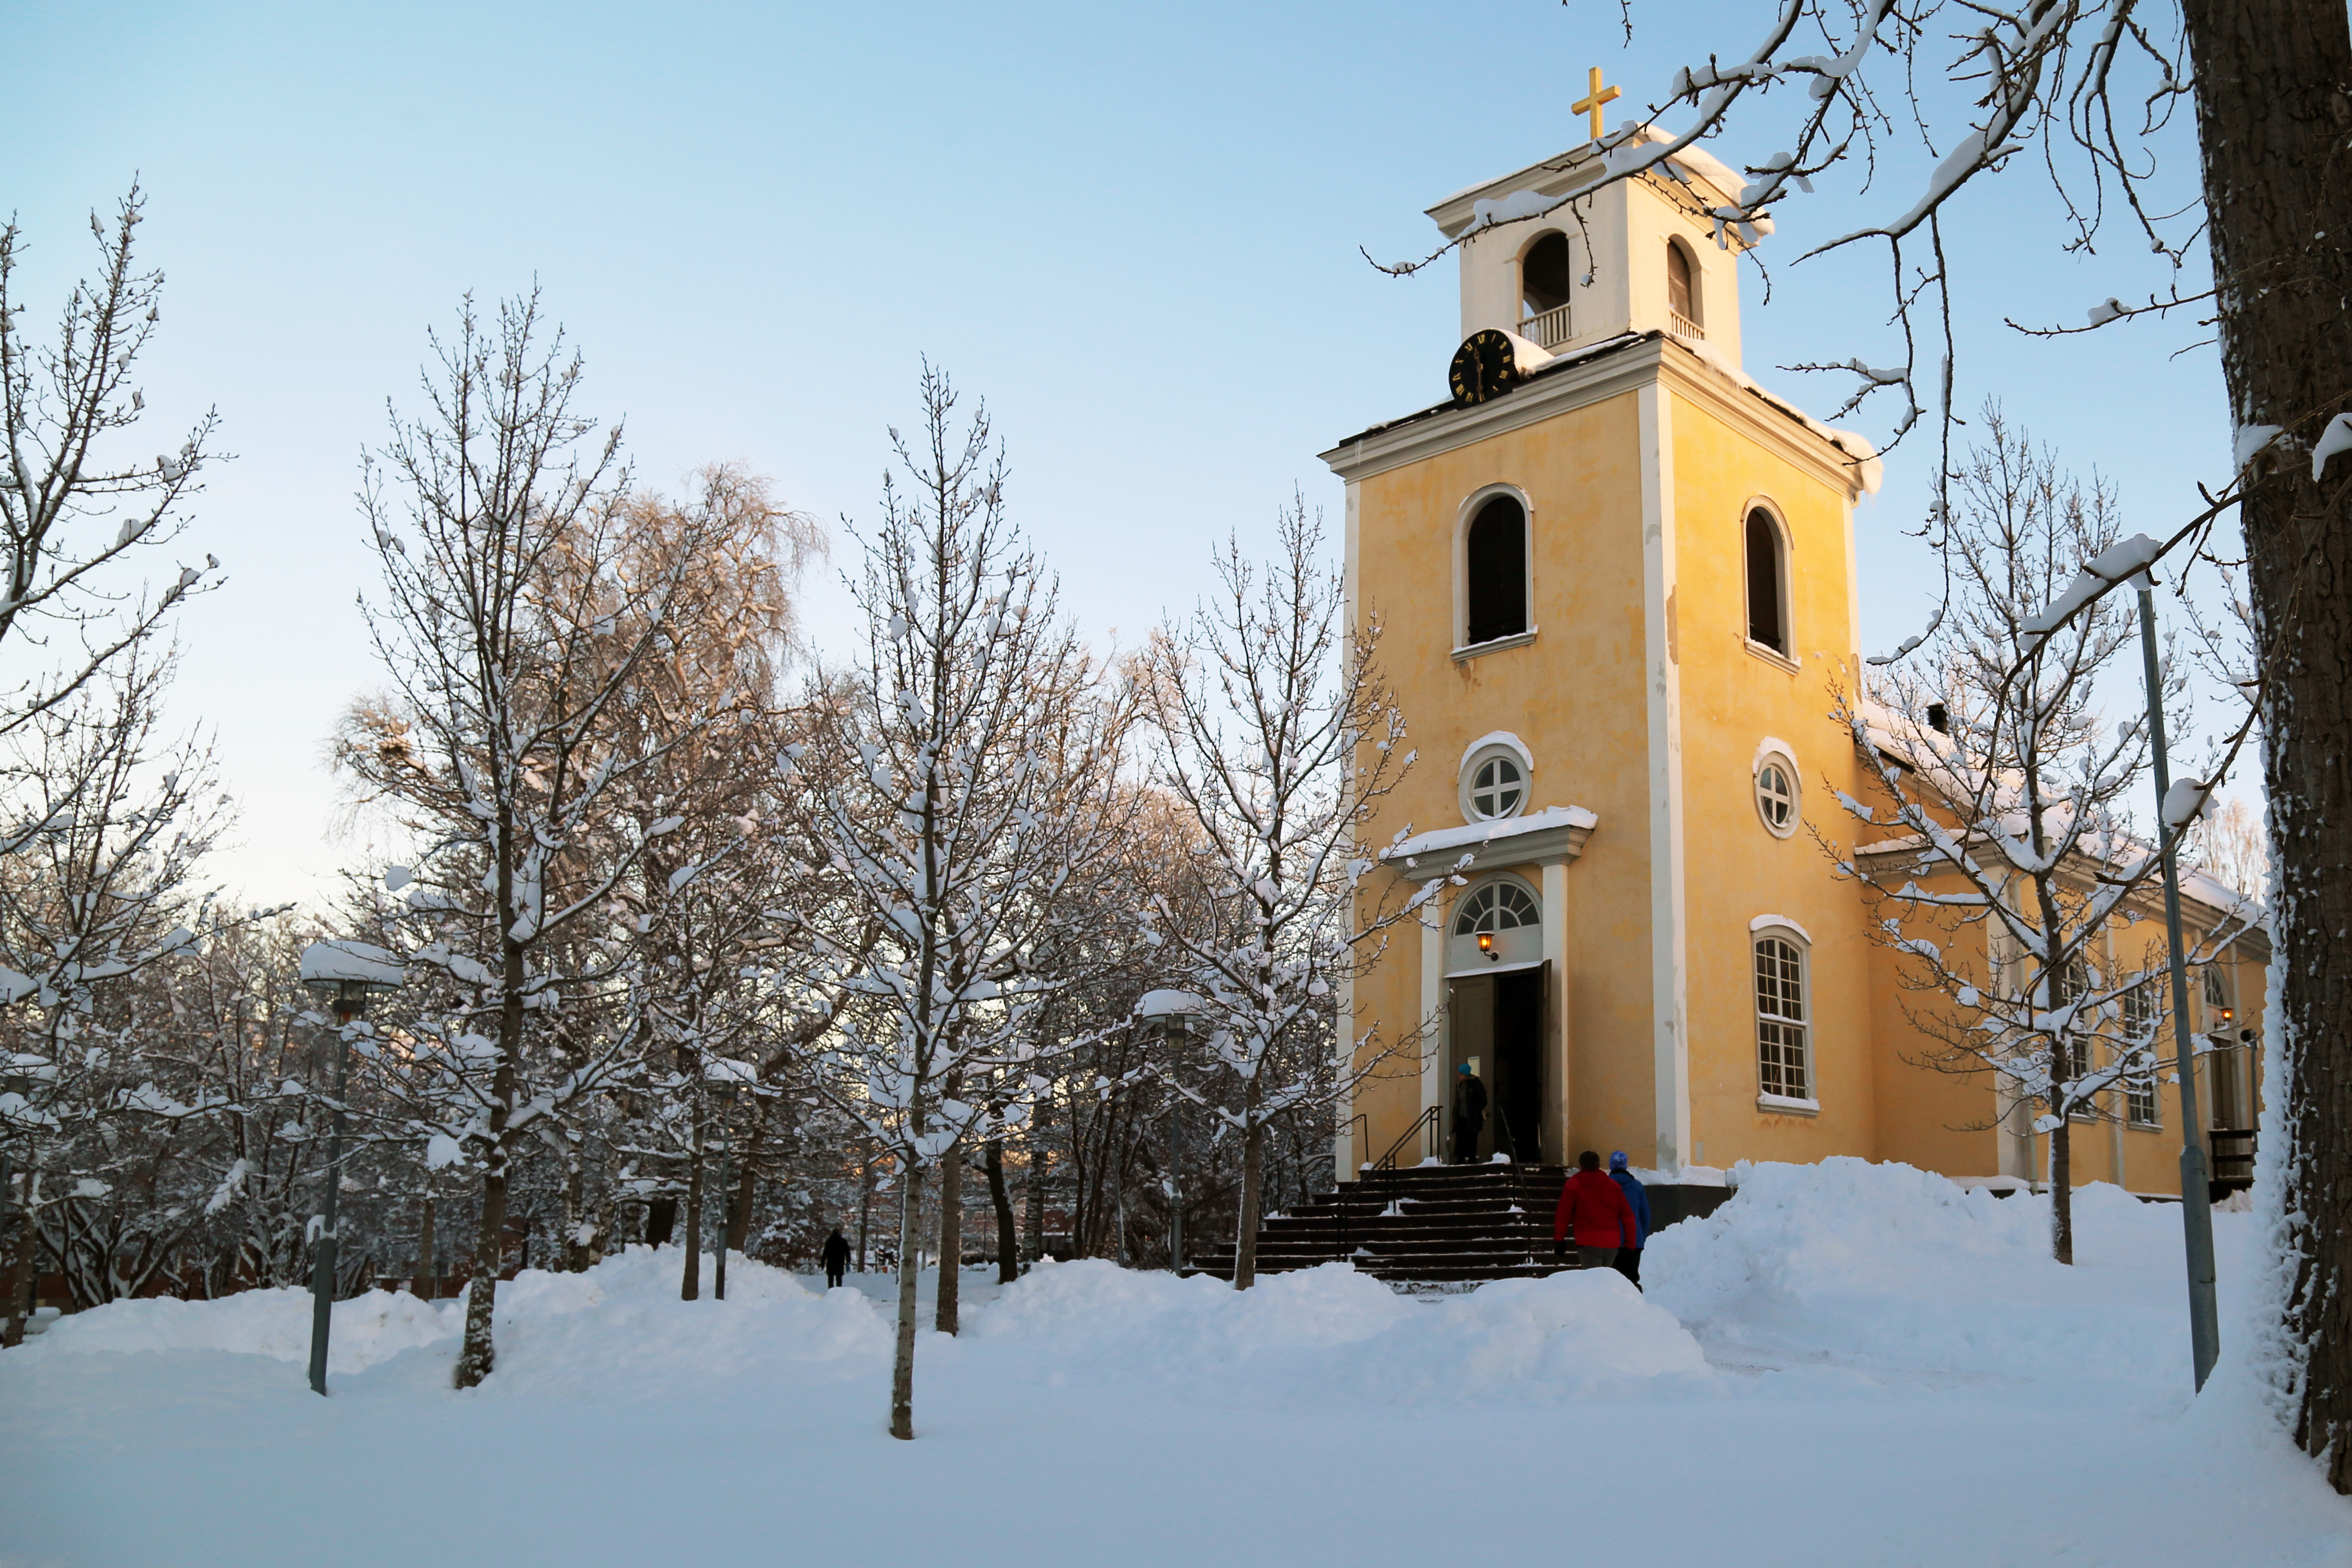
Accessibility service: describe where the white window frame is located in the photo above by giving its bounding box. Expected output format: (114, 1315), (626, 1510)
(1752, 924), (1817, 1111)
(1451, 874), (1543, 938)
(1742, 499), (1796, 668)
(2120, 981), (2161, 1127)
(1752, 741), (1800, 838)
(1459, 735), (1534, 824)
(1665, 235), (1702, 327)
(1452, 483), (1537, 658)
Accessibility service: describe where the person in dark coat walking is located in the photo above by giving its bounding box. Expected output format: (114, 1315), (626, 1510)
(821, 1226), (851, 1288)
(1606, 1150), (1652, 1289)
(1552, 1149), (1636, 1270)
(1450, 1063), (1488, 1164)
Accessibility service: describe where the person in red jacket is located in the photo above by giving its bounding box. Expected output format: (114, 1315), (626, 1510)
(1552, 1149), (1637, 1271)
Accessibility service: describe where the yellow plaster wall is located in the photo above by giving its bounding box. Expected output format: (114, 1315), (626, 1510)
(1663, 387), (1877, 1171)
(1347, 390), (1662, 1167)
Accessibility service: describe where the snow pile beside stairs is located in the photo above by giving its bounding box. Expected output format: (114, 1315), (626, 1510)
(1645, 1156), (2201, 1385)
(973, 1257), (1710, 1403)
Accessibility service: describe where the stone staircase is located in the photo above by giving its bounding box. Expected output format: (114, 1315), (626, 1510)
(1189, 1161), (1583, 1286)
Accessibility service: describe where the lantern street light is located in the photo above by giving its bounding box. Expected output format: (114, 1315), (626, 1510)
(705, 1057), (758, 1301)
(1135, 989), (1207, 1273)
(297, 939), (405, 1396)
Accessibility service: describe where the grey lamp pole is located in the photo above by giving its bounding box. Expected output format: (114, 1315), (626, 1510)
(298, 940), (405, 1396)
(2134, 575), (2223, 1390)
(1135, 989), (1205, 1273)
(711, 1082), (733, 1302)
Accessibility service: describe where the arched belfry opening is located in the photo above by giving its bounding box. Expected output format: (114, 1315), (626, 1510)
(1463, 494), (1528, 648)
(1519, 232), (1575, 347)
(1746, 507), (1787, 653)
(1666, 239), (1699, 329)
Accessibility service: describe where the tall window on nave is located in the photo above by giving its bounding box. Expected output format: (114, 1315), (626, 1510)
(1464, 494), (1528, 647)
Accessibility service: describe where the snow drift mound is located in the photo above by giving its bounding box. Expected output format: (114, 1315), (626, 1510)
(971, 1259), (1708, 1404)
(21, 1246), (883, 1395)
(27, 1285), (451, 1374)
(1645, 1157), (2193, 1386)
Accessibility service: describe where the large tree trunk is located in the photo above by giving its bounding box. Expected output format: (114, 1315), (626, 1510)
(1233, 1087), (1265, 1291)
(935, 1142), (962, 1334)
(890, 1166), (925, 1440)
(986, 1136), (1019, 1284)
(413, 1197), (435, 1299)
(454, 1151), (508, 1389)
(2181, 0), (2352, 1491)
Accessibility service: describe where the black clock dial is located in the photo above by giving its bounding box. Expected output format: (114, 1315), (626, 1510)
(1448, 329), (1519, 407)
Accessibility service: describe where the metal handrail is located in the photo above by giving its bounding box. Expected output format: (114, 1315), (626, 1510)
(1373, 1105), (1443, 1174)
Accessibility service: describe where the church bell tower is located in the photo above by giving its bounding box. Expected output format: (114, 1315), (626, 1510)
(1323, 103), (1882, 1198)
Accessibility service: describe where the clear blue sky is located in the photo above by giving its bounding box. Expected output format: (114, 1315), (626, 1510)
(9, 1), (2236, 905)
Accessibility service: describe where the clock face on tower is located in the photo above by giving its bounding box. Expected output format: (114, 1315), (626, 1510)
(1448, 329), (1520, 407)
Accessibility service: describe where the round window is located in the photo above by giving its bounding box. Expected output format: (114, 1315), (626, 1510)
(1756, 759), (1797, 836)
(1469, 754), (1524, 820)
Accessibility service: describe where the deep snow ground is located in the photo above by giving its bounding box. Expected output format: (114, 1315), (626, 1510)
(4, 1161), (2347, 1568)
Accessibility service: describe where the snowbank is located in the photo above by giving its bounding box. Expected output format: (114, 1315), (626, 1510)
(29, 1285), (451, 1374)
(1646, 1157), (2207, 1387)
(974, 1258), (1709, 1403)
(20, 1246), (875, 1392)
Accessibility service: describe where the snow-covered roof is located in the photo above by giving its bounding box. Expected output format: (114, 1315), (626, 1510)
(1383, 805), (1599, 865)
(298, 940), (406, 992)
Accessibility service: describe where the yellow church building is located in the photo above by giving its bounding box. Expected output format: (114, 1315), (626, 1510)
(1323, 122), (2265, 1218)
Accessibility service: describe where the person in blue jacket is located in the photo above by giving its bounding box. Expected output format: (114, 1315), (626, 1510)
(1607, 1151), (1652, 1289)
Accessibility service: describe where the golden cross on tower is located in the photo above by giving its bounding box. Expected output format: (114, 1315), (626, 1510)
(1571, 65), (1621, 143)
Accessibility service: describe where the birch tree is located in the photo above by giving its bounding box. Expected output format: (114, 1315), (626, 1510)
(812, 367), (1124, 1438)
(1142, 502), (1427, 1289)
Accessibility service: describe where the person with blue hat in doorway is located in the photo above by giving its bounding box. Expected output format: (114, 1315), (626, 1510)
(1606, 1151), (1652, 1289)
(1450, 1062), (1488, 1164)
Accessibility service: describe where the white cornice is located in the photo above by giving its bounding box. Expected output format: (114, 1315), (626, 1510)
(1319, 333), (1874, 502)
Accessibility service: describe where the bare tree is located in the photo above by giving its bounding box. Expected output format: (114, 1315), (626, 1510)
(1143, 501), (1427, 1289)
(0, 186), (220, 734)
(1828, 412), (2254, 1261)
(2189, 795), (2268, 899)
(343, 293), (708, 1388)
(811, 367), (1125, 1438)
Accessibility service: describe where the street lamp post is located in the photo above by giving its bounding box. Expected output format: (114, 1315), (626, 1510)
(706, 1058), (756, 1302)
(1136, 989), (1206, 1273)
(2134, 575), (2224, 1389)
(296, 940), (406, 1397)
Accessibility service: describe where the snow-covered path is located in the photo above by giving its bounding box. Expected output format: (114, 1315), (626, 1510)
(4, 1162), (2346, 1568)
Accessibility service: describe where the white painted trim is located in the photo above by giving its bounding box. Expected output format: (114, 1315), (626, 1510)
(1750, 913), (1813, 943)
(1750, 736), (1796, 776)
(1420, 909), (1445, 1125)
(1338, 477), (1362, 1184)
(1454, 483), (1536, 653)
(1459, 736), (1535, 826)
(1460, 730), (1535, 777)
(1755, 1093), (1821, 1116)
(1639, 377), (1691, 1177)
(1453, 628), (1539, 661)
(1542, 859), (1570, 1170)
(1445, 959), (1548, 980)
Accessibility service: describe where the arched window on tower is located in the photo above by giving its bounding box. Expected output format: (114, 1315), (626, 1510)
(1464, 494), (1529, 647)
(1745, 507), (1788, 655)
(1519, 232), (1575, 348)
(1666, 240), (1699, 333)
